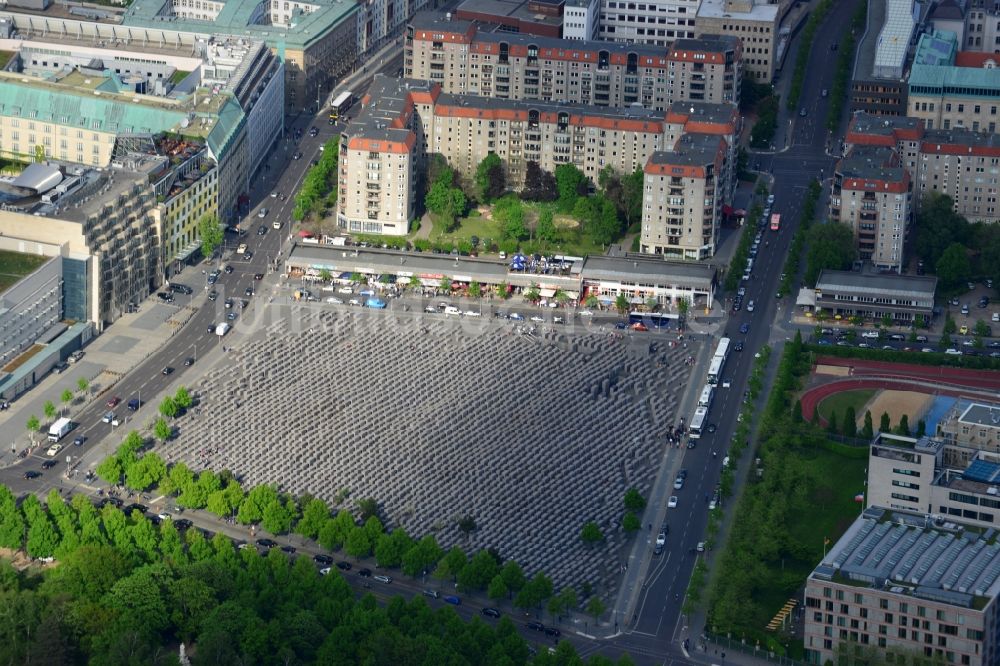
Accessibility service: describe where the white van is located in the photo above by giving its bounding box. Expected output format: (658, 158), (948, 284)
(444, 306), (461, 316)
(860, 330), (880, 339)
(272, 220), (282, 230)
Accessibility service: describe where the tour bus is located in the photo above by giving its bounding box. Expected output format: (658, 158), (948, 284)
(698, 384), (714, 410)
(689, 406), (708, 439)
(329, 91), (354, 122)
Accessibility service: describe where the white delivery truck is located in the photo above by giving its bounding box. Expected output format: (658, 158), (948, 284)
(216, 322), (231, 337)
(48, 417), (72, 442)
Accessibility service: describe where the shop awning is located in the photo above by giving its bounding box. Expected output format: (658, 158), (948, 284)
(539, 288), (556, 298)
(565, 291), (579, 300)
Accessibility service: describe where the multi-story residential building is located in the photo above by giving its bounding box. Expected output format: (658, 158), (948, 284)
(338, 76), (737, 241)
(119, 0), (353, 113)
(804, 504), (1000, 666)
(829, 145), (911, 272)
(0, 162), (162, 327)
(640, 133), (728, 260)
(405, 12), (741, 109)
(964, 0), (1000, 51)
(907, 30), (1000, 133)
(597, 0), (699, 47)
(564, 0), (601, 40)
(813, 270), (936, 324)
(695, 0), (780, 83)
(0, 29), (283, 239)
(845, 112), (1000, 225)
(937, 401), (1000, 464)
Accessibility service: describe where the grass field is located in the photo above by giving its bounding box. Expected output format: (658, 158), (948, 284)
(816, 388), (876, 423)
(425, 210), (609, 256)
(0, 250), (49, 293)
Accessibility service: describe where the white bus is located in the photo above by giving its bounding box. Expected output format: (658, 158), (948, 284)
(689, 406), (708, 439)
(714, 337), (731, 364)
(698, 384), (714, 409)
(707, 356), (724, 386)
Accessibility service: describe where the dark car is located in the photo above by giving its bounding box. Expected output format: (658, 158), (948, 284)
(443, 595), (461, 605)
(257, 226), (267, 236)
(173, 519), (193, 530)
(544, 627), (562, 637)
(313, 554), (334, 565)
(128, 398), (141, 410)
(207, 326), (216, 335)
(41, 459), (58, 469)
(23, 470), (42, 479)
(183, 357), (194, 367)
(734, 341), (744, 352)
(707, 423), (717, 434)
(73, 436), (85, 446)
(293, 152), (302, 160)
(336, 561), (352, 571)
(739, 323), (750, 334)
(254, 273), (264, 281)
(224, 265), (234, 274)
(208, 290), (218, 301)
(245, 286), (254, 297)
(527, 622), (545, 632)
(615, 322), (628, 330)
(225, 298), (234, 309)
(123, 503), (147, 515)
(481, 608), (501, 618)
(358, 568), (373, 578)
(162, 366), (174, 376)
(255, 538), (277, 549)
(678, 469), (688, 479)
(106, 396), (121, 408)
(281, 545), (297, 554)
(244, 251), (254, 262)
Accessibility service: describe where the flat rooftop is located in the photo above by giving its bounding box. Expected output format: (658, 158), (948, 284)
(839, 145), (906, 182)
(697, 0), (779, 22)
(960, 403), (1000, 428)
(580, 254), (716, 287)
(816, 269), (938, 298)
(813, 507), (1000, 609)
(849, 112), (923, 137)
(455, 0), (564, 28)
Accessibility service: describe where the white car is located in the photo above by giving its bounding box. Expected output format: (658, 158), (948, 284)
(668, 496), (678, 508)
(860, 330), (879, 339)
(708, 499), (718, 510)
(722, 456), (730, 467)
(46, 444), (62, 457)
(944, 348), (963, 355)
(348, 298), (361, 306)
(236, 243), (248, 254)
(655, 532), (666, 547)
(530, 315), (544, 322)
(325, 297), (343, 304)
(463, 310), (481, 317)
(696, 541), (705, 552)
(338, 286), (353, 294)
(579, 310), (594, 316)
(746, 300), (755, 312)
(673, 476), (684, 490)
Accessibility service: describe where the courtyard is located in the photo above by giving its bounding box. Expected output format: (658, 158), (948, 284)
(166, 305), (696, 588)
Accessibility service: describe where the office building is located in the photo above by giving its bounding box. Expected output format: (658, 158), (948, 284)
(597, 0), (699, 47)
(850, 0), (919, 115)
(829, 145), (911, 272)
(813, 270), (936, 324)
(695, 0), (780, 83)
(453, 0), (565, 38)
(845, 112), (1000, 225)
(337, 76), (737, 241)
(937, 401), (1000, 465)
(804, 504), (1000, 666)
(405, 12), (741, 109)
(907, 30), (1000, 133)
(564, 0), (601, 40)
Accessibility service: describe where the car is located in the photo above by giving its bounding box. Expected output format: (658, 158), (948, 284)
(257, 225), (267, 236)
(174, 519), (193, 530)
(227, 312), (238, 321)
(373, 574), (392, 583)
(944, 348), (963, 355)
(102, 411), (115, 423)
(722, 456), (731, 467)
(799, 108), (807, 117)
(656, 531), (666, 547)
(579, 309), (594, 316)
(707, 423), (717, 434)
(746, 300), (755, 312)
(254, 273), (264, 281)
(41, 459), (58, 469)
(734, 341), (744, 352)
(527, 621), (545, 632)
(358, 568), (373, 578)
(916, 335), (928, 342)
(106, 396), (121, 408)
(127, 398), (142, 411)
(821, 89), (828, 97)
(349, 298), (361, 306)
(530, 315), (544, 323)
(860, 330), (880, 339)
(962, 304), (970, 315)
(481, 607), (501, 618)
(224, 264), (234, 274)
(326, 296), (343, 304)
(237, 243), (249, 255)
(293, 152), (303, 160)
(123, 503), (147, 515)
(668, 496), (678, 508)
(225, 298), (234, 309)
(336, 561), (352, 570)
(23, 470), (41, 480)
(544, 627), (561, 637)
(162, 366), (174, 375)
(509, 313), (524, 321)
(631, 322), (649, 332)
(708, 498), (718, 510)
(313, 554), (334, 565)
(245, 286), (254, 297)
(980, 297), (990, 308)
(960, 325), (969, 335)
(443, 595), (461, 605)
(696, 541), (706, 552)
(244, 251), (254, 261)
(423, 589), (440, 598)
(73, 436), (85, 446)
(257, 208), (268, 218)
(739, 323), (750, 334)
(464, 310), (481, 317)
(615, 321), (628, 330)
(673, 476), (684, 490)
(270, 191), (278, 198)
(281, 545), (296, 554)
(255, 538), (277, 549)
(183, 357), (195, 367)
(157, 292), (174, 302)
(338, 286), (354, 294)
(208, 290), (218, 301)
(53, 361), (69, 374)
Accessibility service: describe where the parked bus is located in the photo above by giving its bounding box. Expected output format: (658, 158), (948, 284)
(689, 406), (708, 439)
(707, 356), (724, 386)
(714, 337), (731, 364)
(769, 213), (781, 231)
(329, 91), (354, 121)
(698, 384), (714, 409)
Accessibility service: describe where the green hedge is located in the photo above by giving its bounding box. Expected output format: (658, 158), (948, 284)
(805, 343), (1000, 370)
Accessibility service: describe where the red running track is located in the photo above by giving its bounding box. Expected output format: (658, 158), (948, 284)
(800, 357), (1000, 425)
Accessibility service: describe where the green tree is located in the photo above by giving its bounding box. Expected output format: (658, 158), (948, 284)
(827, 410), (839, 434)
(936, 242), (972, 289)
(153, 418), (172, 445)
(344, 526), (373, 558)
(804, 222), (856, 286)
(586, 596), (606, 621)
(623, 487), (646, 512)
(915, 192), (970, 268)
(296, 498), (331, 539)
(457, 549), (500, 592)
(158, 397), (178, 419)
(318, 268), (332, 283)
(434, 545), (468, 582)
(622, 511), (641, 532)
(357, 498), (379, 521)
(555, 163), (588, 213)
(842, 406), (857, 438)
(76, 377), (88, 395)
(943, 313), (957, 335)
(197, 214), (224, 258)
(475, 153), (505, 202)
(792, 399), (803, 423)
(401, 534), (444, 577)
(60, 389), (73, 414)
(581, 521), (604, 545)
(0, 486), (25, 548)
(547, 586), (578, 620)
(862, 410), (874, 440)
(238, 484), (279, 524)
(468, 281), (482, 298)
(42, 400), (56, 422)
(614, 293), (630, 316)
(536, 208), (557, 243)
(975, 319), (990, 338)
(374, 528), (413, 568)
(487, 575), (509, 601)
(25, 415), (40, 443)
(522, 161), (558, 201)
(896, 414), (911, 436)
(261, 496), (295, 534)
(880, 411), (891, 433)
(916, 419), (927, 437)
(125, 452), (167, 490)
(174, 387), (192, 410)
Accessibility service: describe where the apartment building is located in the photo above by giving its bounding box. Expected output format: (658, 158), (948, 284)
(937, 401), (1000, 466)
(845, 112), (1000, 226)
(564, 0), (601, 40)
(695, 0), (779, 83)
(338, 76), (737, 240)
(964, 0), (1000, 51)
(405, 12), (741, 109)
(829, 145), (911, 272)
(907, 31), (1000, 133)
(640, 133), (727, 260)
(597, 0), (700, 47)
(804, 505), (1000, 666)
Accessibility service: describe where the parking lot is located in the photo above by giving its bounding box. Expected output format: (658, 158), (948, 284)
(165, 306), (697, 588)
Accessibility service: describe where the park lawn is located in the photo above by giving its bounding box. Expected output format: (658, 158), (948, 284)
(0, 250), (49, 294)
(427, 208), (611, 257)
(427, 211), (502, 245)
(816, 388), (876, 423)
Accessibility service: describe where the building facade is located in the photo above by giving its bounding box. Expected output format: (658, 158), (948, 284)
(813, 270), (937, 323)
(405, 12), (741, 110)
(563, 0), (600, 40)
(0, 254), (62, 369)
(804, 505), (1000, 666)
(965, 0), (1000, 51)
(597, 0), (699, 47)
(695, 0), (779, 83)
(830, 145), (911, 272)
